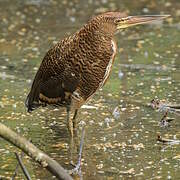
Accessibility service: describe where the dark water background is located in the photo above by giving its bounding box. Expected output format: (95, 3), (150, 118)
(0, 0), (180, 179)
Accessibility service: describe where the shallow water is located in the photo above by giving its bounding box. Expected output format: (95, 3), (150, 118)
(0, 0), (180, 179)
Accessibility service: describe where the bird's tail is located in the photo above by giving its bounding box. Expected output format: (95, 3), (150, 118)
(25, 91), (41, 112)
(25, 78), (42, 112)
(25, 94), (38, 112)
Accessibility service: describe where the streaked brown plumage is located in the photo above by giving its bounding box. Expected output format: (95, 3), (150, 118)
(26, 12), (169, 136)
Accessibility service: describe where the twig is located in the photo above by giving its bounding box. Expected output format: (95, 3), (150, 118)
(151, 98), (179, 127)
(157, 135), (180, 145)
(151, 98), (180, 116)
(0, 122), (72, 180)
(159, 111), (171, 127)
(14, 152), (31, 180)
(11, 163), (19, 180)
(11, 152), (24, 180)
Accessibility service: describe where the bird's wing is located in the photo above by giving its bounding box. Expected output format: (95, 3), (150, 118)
(39, 69), (80, 105)
(25, 43), (80, 112)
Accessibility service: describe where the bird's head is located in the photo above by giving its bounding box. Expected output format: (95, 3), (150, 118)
(89, 12), (169, 37)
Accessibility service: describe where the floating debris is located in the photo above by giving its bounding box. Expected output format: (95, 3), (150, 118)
(151, 98), (180, 127)
(104, 117), (113, 127)
(112, 106), (120, 119)
(173, 155), (180, 160)
(118, 70), (124, 79)
(81, 105), (98, 109)
(151, 98), (180, 116)
(158, 111), (174, 127)
(157, 135), (180, 145)
(119, 168), (135, 175)
(0, 72), (15, 80)
(120, 63), (171, 71)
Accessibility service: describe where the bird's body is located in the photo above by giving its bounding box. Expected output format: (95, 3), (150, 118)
(26, 12), (120, 112)
(26, 12), (168, 136)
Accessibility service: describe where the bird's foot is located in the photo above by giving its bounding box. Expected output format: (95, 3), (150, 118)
(69, 162), (82, 177)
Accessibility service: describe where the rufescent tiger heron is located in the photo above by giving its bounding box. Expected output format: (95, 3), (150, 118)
(26, 12), (169, 137)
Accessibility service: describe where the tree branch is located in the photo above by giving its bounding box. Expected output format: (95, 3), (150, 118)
(0, 123), (72, 180)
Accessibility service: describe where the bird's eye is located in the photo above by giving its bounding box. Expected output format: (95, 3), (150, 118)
(115, 17), (129, 24)
(115, 19), (124, 23)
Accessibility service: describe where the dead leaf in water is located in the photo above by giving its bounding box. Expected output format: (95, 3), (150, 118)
(119, 168), (135, 175)
(52, 143), (68, 149)
(173, 155), (180, 160)
(133, 143), (144, 150)
(1, 164), (9, 169)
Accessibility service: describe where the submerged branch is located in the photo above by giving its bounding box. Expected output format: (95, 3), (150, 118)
(14, 152), (31, 180)
(157, 135), (180, 145)
(0, 122), (72, 180)
(151, 98), (180, 127)
(151, 98), (180, 116)
(12, 152), (24, 180)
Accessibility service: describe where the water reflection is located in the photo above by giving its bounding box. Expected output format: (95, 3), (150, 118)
(0, 0), (180, 179)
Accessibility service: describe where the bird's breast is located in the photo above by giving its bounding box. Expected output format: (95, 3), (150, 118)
(71, 39), (117, 109)
(98, 39), (117, 88)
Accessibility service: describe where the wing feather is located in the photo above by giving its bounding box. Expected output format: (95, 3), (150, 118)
(25, 40), (80, 112)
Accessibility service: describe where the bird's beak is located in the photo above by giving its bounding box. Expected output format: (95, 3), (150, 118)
(116, 15), (170, 29)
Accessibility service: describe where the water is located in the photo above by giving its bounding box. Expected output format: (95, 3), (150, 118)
(0, 0), (180, 179)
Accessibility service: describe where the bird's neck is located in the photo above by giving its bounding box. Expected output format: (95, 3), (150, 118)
(74, 23), (117, 66)
(78, 23), (114, 49)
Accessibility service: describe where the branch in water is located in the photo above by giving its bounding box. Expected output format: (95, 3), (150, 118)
(12, 152), (24, 180)
(0, 122), (72, 180)
(14, 152), (31, 180)
(157, 134), (180, 145)
(151, 98), (180, 116)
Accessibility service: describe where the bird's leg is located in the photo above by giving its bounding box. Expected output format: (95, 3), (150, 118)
(70, 126), (85, 178)
(72, 109), (78, 136)
(72, 109), (80, 159)
(66, 106), (74, 137)
(66, 107), (78, 166)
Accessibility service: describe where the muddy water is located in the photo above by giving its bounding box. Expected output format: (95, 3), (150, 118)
(0, 0), (180, 179)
